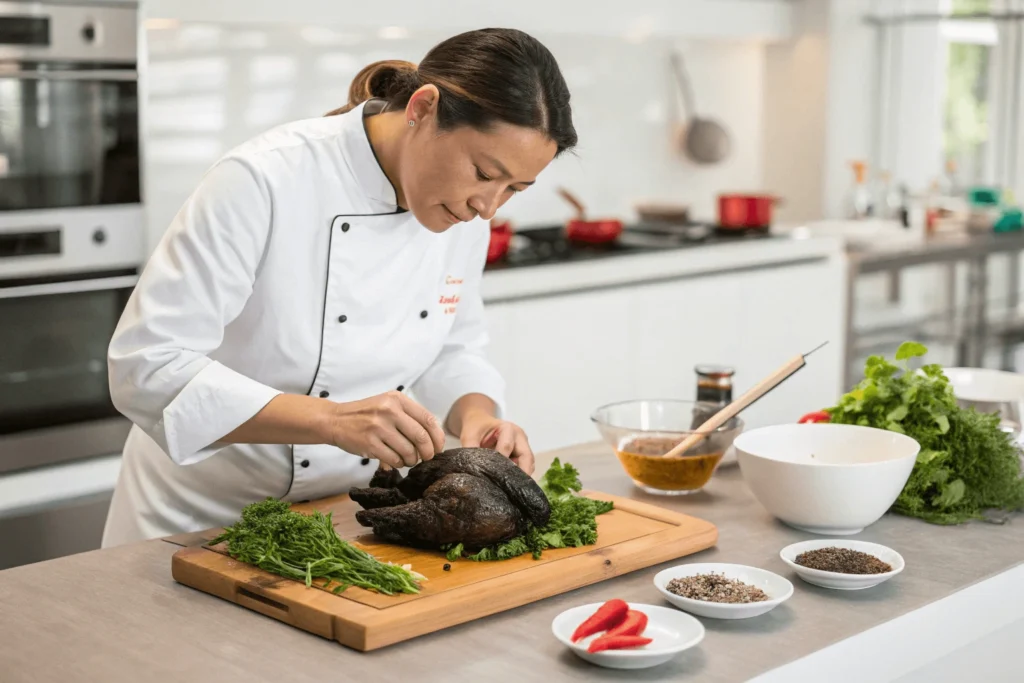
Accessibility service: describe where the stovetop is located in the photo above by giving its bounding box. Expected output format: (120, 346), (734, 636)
(483, 223), (778, 272)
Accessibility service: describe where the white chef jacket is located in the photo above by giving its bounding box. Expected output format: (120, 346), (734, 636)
(101, 100), (506, 547)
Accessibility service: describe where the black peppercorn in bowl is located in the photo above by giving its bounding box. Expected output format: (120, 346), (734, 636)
(779, 539), (904, 590)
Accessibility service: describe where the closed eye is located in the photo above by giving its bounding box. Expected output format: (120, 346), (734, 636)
(477, 166), (524, 194)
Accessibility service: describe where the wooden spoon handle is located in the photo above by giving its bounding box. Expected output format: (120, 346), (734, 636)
(663, 354), (807, 459)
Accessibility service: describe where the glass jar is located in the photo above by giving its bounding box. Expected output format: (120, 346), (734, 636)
(691, 364), (735, 429)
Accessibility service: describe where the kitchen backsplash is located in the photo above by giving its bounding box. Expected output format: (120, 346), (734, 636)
(143, 21), (766, 253)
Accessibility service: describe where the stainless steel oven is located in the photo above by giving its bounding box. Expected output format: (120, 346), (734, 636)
(0, 1), (142, 475)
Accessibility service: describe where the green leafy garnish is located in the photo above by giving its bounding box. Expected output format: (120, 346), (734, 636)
(211, 498), (421, 595)
(539, 458), (583, 502)
(443, 458), (614, 561)
(827, 342), (1024, 524)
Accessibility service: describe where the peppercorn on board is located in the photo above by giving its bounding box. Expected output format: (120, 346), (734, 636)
(168, 490), (716, 651)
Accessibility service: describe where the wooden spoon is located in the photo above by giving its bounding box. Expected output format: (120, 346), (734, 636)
(662, 342), (829, 459)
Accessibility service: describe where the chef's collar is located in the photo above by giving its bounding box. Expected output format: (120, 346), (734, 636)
(341, 99), (407, 213)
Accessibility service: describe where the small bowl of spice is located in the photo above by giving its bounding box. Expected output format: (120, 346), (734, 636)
(780, 539), (904, 591)
(653, 563), (794, 620)
(591, 400), (744, 495)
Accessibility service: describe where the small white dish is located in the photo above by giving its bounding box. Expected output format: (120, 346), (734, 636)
(653, 563), (794, 619)
(780, 539), (905, 590)
(551, 602), (704, 670)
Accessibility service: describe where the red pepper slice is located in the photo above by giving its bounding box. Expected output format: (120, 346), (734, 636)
(587, 634), (653, 653)
(571, 599), (629, 643)
(798, 410), (831, 424)
(604, 609), (648, 638)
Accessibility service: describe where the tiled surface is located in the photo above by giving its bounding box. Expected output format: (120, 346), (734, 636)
(142, 22), (766, 252)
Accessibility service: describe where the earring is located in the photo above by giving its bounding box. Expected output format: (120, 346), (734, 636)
(408, 120), (415, 127)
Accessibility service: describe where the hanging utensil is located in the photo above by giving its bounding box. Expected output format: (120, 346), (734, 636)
(662, 342), (829, 459)
(669, 51), (731, 165)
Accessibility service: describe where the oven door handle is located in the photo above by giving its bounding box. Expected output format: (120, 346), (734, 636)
(0, 275), (138, 299)
(0, 69), (138, 82)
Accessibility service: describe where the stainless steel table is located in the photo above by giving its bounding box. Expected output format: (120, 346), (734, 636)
(845, 230), (1024, 387)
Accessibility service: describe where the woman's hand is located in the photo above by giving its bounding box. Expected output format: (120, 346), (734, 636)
(327, 391), (446, 468)
(457, 410), (536, 475)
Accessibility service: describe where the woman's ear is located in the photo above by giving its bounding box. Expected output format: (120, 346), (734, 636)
(407, 84), (440, 127)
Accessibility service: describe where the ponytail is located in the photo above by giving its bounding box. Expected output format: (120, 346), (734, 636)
(324, 30), (577, 156)
(325, 60), (419, 116)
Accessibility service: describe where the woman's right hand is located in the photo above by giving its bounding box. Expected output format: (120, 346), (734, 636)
(327, 391), (447, 468)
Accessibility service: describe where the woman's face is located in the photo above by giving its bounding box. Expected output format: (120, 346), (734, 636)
(398, 87), (558, 233)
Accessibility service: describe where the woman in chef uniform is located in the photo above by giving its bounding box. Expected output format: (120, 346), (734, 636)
(101, 28), (577, 547)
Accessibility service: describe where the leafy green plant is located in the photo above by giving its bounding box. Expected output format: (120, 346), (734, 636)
(211, 498), (421, 595)
(827, 342), (1024, 523)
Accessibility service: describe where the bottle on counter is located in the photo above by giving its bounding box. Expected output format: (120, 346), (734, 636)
(846, 160), (873, 220)
(876, 170), (903, 221)
(691, 364), (735, 430)
(939, 158), (962, 199)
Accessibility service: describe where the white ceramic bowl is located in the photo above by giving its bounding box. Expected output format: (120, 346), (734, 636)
(780, 539), (905, 590)
(943, 367), (1024, 441)
(653, 563), (794, 620)
(551, 602), (704, 670)
(735, 423), (920, 535)
(942, 367), (1024, 403)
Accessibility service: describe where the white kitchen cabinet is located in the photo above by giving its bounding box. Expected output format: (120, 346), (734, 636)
(482, 253), (847, 453)
(484, 289), (635, 452)
(728, 260), (846, 429)
(628, 270), (746, 401)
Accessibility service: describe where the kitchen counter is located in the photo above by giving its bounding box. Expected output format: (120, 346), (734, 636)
(2, 442), (1022, 682)
(480, 231), (844, 304)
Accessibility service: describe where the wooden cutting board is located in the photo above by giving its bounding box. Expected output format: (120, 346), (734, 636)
(170, 490), (716, 651)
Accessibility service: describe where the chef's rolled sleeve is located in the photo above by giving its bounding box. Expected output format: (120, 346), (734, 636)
(108, 157), (282, 465)
(412, 224), (507, 424)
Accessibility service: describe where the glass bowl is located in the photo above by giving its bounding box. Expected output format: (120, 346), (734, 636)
(590, 399), (744, 496)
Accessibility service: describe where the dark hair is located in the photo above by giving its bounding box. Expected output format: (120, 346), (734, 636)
(326, 28), (577, 156)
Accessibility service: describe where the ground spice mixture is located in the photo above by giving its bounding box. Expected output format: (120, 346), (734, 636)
(795, 547), (892, 574)
(666, 573), (770, 604)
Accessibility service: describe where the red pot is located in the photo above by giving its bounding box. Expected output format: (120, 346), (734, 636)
(717, 194), (779, 229)
(566, 218), (623, 244)
(487, 220), (513, 263)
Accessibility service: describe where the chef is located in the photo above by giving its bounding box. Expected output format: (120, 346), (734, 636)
(101, 28), (578, 547)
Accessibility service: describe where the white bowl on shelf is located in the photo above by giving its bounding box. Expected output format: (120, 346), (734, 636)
(551, 602), (704, 670)
(780, 539), (904, 590)
(735, 423), (920, 535)
(942, 367), (1024, 441)
(653, 563), (793, 620)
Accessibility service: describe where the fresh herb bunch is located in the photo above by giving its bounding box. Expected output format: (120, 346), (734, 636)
(211, 498), (421, 595)
(444, 458), (614, 561)
(827, 341), (1024, 524)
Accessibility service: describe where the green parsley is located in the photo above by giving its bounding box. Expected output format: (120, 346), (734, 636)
(210, 498), (421, 595)
(827, 341), (1024, 524)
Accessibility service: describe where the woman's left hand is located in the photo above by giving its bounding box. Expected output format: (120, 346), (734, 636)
(459, 413), (535, 475)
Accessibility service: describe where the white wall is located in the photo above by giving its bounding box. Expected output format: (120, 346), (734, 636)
(141, 22), (769, 252)
(762, 0), (829, 222)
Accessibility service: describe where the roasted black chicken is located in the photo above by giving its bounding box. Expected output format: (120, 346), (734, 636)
(350, 447), (551, 550)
